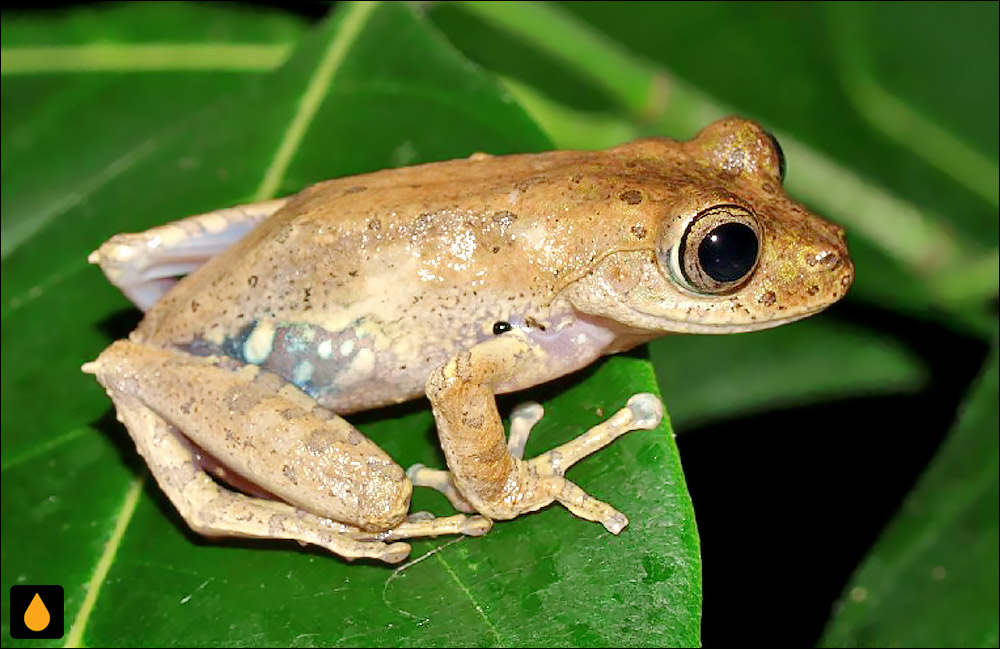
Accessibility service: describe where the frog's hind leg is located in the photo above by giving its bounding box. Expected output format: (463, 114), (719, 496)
(84, 340), (491, 563)
(89, 198), (288, 311)
(102, 389), (413, 563)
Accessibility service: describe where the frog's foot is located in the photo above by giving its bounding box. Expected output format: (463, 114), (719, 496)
(500, 394), (663, 533)
(406, 465), (476, 513)
(407, 400), (544, 512)
(88, 198), (287, 311)
(426, 333), (663, 534)
(371, 513), (492, 541)
(320, 511), (492, 544)
(522, 393), (664, 533)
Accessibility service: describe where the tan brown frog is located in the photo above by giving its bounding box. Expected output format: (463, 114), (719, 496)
(84, 117), (853, 563)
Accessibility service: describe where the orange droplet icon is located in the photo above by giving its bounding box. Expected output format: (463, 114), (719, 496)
(24, 592), (51, 632)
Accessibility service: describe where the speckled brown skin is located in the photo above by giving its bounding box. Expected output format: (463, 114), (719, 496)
(85, 116), (853, 562)
(134, 117), (851, 410)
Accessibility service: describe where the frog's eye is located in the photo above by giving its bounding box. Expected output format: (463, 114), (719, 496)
(672, 205), (761, 295)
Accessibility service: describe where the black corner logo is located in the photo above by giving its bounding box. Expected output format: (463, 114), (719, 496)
(9, 585), (64, 639)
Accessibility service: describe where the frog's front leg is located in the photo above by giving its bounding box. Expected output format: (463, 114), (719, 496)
(88, 198), (288, 311)
(84, 340), (490, 563)
(421, 334), (663, 533)
(408, 401), (544, 513)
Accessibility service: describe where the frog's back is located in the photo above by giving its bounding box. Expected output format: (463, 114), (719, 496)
(133, 146), (681, 410)
(137, 145), (681, 349)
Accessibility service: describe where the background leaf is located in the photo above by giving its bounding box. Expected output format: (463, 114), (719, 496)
(1, 2), (699, 647)
(820, 326), (999, 648)
(425, 1), (997, 646)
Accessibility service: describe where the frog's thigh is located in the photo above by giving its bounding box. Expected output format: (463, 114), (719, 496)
(104, 389), (411, 563)
(89, 197), (288, 311)
(85, 340), (489, 562)
(424, 334), (664, 533)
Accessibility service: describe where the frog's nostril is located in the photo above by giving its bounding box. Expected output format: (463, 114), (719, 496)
(807, 249), (841, 270)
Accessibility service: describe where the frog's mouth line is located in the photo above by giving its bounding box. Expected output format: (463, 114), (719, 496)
(639, 304), (831, 335)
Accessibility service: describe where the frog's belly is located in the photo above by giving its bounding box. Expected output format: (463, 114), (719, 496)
(181, 320), (449, 413)
(183, 313), (620, 414)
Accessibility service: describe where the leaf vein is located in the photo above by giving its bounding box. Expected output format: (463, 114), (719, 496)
(1, 426), (91, 472)
(253, 1), (378, 201)
(63, 477), (144, 648)
(434, 550), (505, 647)
(1, 138), (158, 259)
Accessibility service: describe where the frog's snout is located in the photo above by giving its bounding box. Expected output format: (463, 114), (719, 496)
(809, 248), (843, 271)
(838, 251), (855, 294)
(806, 231), (854, 301)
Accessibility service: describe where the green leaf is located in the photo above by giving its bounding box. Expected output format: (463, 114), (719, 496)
(1, 3), (700, 647)
(648, 317), (927, 429)
(820, 324), (1000, 648)
(0, 1), (304, 260)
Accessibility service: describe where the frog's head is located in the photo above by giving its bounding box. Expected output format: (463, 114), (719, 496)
(563, 116), (854, 336)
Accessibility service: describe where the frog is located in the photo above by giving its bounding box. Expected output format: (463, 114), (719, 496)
(83, 116), (853, 564)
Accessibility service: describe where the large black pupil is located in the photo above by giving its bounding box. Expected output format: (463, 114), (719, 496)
(697, 222), (758, 283)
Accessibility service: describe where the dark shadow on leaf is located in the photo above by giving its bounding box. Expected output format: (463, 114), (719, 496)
(88, 407), (149, 477)
(95, 307), (143, 342)
(1, 1), (331, 21)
